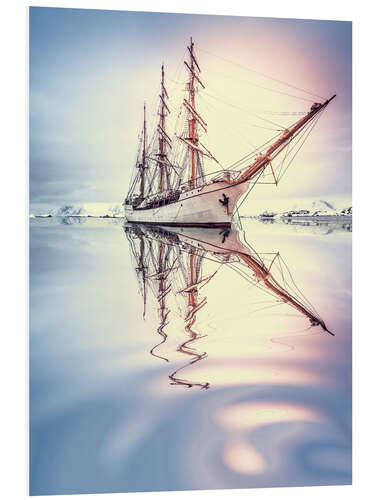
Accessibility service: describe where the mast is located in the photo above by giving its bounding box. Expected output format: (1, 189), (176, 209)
(140, 102), (147, 198)
(189, 38), (197, 189)
(124, 226), (148, 319)
(236, 95), (336, 184)
(183, 37), (206, 189)
(139, 235), (147, 319)
(149, 240), (171, 362)
(157, 64), (171, 193)
(158, 242), (168, 323)
(169, 247), (210, 389)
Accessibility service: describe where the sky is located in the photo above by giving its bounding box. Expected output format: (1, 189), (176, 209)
(29, 7), (352, 214)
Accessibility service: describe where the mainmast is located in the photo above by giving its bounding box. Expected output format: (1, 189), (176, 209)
(236, 95), (336, 184)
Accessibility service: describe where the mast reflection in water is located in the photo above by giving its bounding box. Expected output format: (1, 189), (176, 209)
(124, 223), (333, 389)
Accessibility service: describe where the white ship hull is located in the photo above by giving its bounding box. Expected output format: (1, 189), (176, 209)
(125, 180), (250, 227)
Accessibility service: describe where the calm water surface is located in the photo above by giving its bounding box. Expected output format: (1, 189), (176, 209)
(29, 217), (351, 495)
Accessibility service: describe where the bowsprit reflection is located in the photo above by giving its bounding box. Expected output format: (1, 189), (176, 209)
(124, 223), (333, 389)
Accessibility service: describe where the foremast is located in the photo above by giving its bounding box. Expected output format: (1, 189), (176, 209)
(169, 244), (211, 389)
(179, 38), (217, 190)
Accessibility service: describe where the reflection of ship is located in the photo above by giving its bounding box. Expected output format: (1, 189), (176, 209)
(124, 223), (333, 388)
(126, 222), (211, 388)
(123, 38), (335, 226)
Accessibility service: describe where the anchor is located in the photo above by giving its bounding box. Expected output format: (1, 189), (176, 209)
(219, 193), (229, 207)
(219, 229), (230, 243)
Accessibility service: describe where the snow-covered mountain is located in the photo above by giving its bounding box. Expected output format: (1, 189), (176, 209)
(259, 200), (352, 218)
(31, 203), (124, 218)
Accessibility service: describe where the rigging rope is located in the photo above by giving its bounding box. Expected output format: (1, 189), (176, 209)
(228, 131), (282, 170)
(203, 90), (285, 128)
(233, 170), (264, 218)
(231, 107), (325, 216)
(198, 47), (326, 101)
(276, 109), (325, 184)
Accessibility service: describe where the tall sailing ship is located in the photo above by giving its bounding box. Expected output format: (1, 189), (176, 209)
(123, 38), (336, 226)
(124, 223), (333, 388)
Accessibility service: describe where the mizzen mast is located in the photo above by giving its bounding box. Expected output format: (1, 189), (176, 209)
(140, 102), (147, 199)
